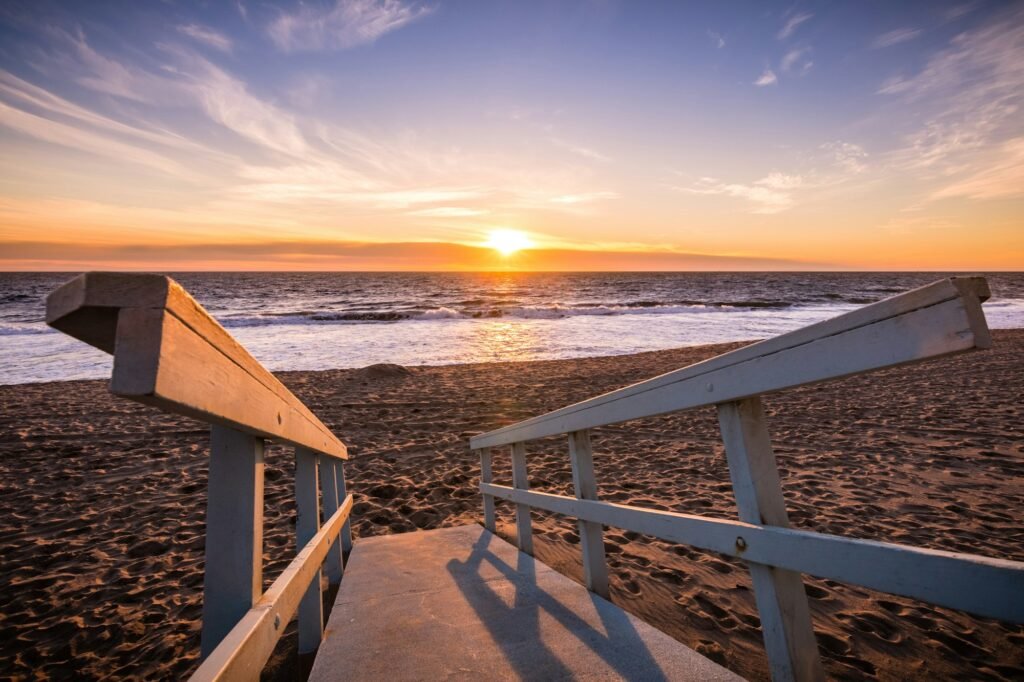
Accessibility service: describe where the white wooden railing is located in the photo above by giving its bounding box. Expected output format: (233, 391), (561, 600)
(46, 273), (354, 681)
(470, 276), (1024, 682)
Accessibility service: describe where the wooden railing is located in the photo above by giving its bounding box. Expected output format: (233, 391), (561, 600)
(470, 277), (1024, 682)
(46, 273), (354, 681)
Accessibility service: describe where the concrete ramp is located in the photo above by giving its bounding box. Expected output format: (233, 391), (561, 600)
(309, 525), (740, 681)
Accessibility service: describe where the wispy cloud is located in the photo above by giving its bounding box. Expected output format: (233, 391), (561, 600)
(778, 12), (812, 40)
(821, 141), (868, 174)
(871, 27), (922, 49)
(932, 137), (1024, 199)
(62, 27), (180, 103)
(267, 0), (433, 52)
(287, 74), (331, 108)
(178, 24), (234, 53)
(756, 172), (804, 190)
(46, 30), (315, 160)
(672, 141), (869, 214)
(707, 30), (725, 49)
(780, 47), (812, 74)
(0, 99), (192, 178)
(408, 206), (488, 218)
(565, 145), (609, 162)
(549, 136), (610, 162)
(0, 70), (221, 178)
(880, 6), (1024, 201)
(0, 70), (203, 153)
(179, 52), (308, 155)
(1, 24), (638, 242)
(675, 175), (796, 214)
(945, 2), (979, 22)
(877, 214), (959, 236)
(548, 191), (618, 205)
(754, 68), (778, 86)
(876, 76), (913, 95)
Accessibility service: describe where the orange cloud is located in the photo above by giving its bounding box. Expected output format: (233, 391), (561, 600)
(0, 240), (826, 271)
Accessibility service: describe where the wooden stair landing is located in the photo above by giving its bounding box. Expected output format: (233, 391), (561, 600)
(309, 524), (740, 681)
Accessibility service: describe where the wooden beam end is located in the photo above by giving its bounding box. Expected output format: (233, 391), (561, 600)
(45, 272), (174, 354)
(951, 276), (991, 304)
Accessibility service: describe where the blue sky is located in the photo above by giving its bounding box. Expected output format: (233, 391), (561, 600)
(0, 0), (1021, 269)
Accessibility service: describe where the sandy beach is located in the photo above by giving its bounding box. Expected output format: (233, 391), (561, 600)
(1, 329), (1022, 680)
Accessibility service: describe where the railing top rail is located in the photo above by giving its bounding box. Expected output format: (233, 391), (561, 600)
(470, 276), (991, 449)
(47, 272), (347, 459)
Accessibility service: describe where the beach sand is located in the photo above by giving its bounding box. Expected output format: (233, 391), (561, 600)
(1, 329), (1022, 680)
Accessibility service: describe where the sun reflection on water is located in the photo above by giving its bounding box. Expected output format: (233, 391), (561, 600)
(467, 320), (543, 362)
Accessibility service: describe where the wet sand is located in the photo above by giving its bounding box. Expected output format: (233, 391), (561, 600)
(0, 330), (1022, 680)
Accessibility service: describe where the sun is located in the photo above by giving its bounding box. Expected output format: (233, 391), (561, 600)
(485, 229), (533, 256)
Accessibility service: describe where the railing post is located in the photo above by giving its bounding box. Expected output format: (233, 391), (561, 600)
(718, 397), (824, 682)
(479, 447), (496, 532)
(295, 447), (323, 654)
(510, 441), (533, 555)
(200, 426), (265, 658)
(335, 460), (353, 554)
(568, 430), (609, 599)
(321, 457), (345, 586)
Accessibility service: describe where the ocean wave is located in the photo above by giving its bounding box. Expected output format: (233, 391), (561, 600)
(7, 297), (1022, 336)
(215, 301), (808, 327)
(221, 312), (405, 327)
(414, 307), (466, 320)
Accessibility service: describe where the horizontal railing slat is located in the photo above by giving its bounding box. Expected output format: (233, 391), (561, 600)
(46, 273), (346, 459)
(471, 277), (990, 449)
(482, 483), (1024, 623)
(189, 493), (354, 682)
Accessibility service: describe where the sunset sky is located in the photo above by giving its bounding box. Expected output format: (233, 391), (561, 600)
(0, 0), (1021, 271)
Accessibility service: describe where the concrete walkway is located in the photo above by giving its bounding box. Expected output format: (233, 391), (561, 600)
(309, 524), (741, 681)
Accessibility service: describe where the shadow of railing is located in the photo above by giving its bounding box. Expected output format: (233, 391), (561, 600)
(446, 529), (669, 682)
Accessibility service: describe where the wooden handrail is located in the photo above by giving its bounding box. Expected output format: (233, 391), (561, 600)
(47, 272), (346, 459)
(47, 273), (354, 680)
(190, 494), (354, 682)
(470, 277), (1023, 682)
(470, 276), (990, 449)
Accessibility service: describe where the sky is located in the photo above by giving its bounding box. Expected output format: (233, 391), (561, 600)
(0, 0), (1021, 271)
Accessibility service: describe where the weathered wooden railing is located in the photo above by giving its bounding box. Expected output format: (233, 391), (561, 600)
(470, 277), (1024, 681)
(46, 273), (354, 681)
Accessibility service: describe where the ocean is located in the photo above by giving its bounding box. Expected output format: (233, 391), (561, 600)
(1, 272), (1022, 385)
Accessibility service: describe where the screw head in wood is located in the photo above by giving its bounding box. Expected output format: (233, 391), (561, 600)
(735, 536), (747, 551)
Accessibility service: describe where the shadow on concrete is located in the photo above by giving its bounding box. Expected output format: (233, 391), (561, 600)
(446, 529), (669, 681)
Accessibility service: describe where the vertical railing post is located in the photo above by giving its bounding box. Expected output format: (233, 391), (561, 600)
(321, 456), (345, 586)
(335, 460), (353, 555)
(568, 429), (609, 598)
(200, 426), (265, 658)
(718, 397), (824, 682)
(479, 447), (496, 532)
(510, 441), (533, 555)
(295, 447), (323, 654)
